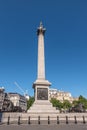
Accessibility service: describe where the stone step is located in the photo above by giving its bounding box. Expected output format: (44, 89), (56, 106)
(30, 103), (56, 111)
(31, 105), (55, 109)
(27, 110), (59, 114)
(34, 101), (52, 105)
(29, 107), (56, 110)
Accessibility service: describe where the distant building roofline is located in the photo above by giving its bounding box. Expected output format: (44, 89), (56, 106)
(8, 92), (24, 97)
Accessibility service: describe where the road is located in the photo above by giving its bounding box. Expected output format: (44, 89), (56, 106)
(0, 124), (87, 130)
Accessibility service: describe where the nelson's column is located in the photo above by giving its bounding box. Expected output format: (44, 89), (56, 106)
(28, 22), (58, 114)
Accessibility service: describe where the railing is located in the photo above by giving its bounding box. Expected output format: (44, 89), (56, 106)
(0, 115), (87, 125)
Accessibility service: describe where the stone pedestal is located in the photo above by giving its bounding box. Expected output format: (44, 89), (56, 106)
(27, 100), (59, 115)
(27, 79), (58, 114)
(33, 79), (51, 101)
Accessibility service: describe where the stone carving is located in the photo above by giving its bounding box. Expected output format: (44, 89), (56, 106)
(37, 88), (48, 100)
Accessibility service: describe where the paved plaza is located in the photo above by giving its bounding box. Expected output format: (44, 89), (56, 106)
(0, 124), (87, 130)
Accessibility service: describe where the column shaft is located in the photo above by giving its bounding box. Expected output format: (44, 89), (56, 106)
(37, 33), (45, 79)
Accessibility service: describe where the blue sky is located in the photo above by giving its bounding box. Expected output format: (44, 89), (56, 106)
(0, 0), (87, 98)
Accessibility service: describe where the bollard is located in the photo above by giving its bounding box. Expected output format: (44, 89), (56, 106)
(74, 116), (77, 124)
(38, 116), (40, 124)
(18, 116), (20, 125)
(48, 116), (50, 124)
(57, 116), (59, 124)
(83, 116), (86, 124)
(7, 116), (10, 125)
(28, 116), (31, 124)
(66, 116), (68, 124)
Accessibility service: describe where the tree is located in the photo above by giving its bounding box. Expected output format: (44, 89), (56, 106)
(78, 95), (87, 109)
(72, 100), (79, 107)
(50, 98), (62, 110)
(72, 95), (87, 112)
(62, 100), (72, 110)
(27, 97), (35, 110)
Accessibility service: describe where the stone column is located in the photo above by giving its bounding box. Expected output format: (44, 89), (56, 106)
(33, 22), (51, 101)
(37, 22), (46, 80)
(27, 23), (59, 114)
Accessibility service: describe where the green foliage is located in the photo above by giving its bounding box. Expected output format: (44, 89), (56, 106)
(78, 95), (87, 109)
(62, 100), (72, 109)
(50, 95), (87, 111)
(72, 95), (87, 109)
(72, 100), (79, 107)
(50, 98), (62, 110)
(27, 97), (35, 110)
(50, 98), (72, 110)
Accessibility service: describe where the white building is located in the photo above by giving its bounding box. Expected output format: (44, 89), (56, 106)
(49, 88), (57, 95)
(49, 88), (78, 103)
(8, 93), (27, 111)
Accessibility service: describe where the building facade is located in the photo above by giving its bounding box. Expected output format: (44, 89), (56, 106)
(8, 93), (27, 111)
(0, 87), (5, 111)
(49, 88), (78, 103)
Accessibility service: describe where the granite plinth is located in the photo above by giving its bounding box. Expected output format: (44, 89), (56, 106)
(27, 100), (59, 115)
